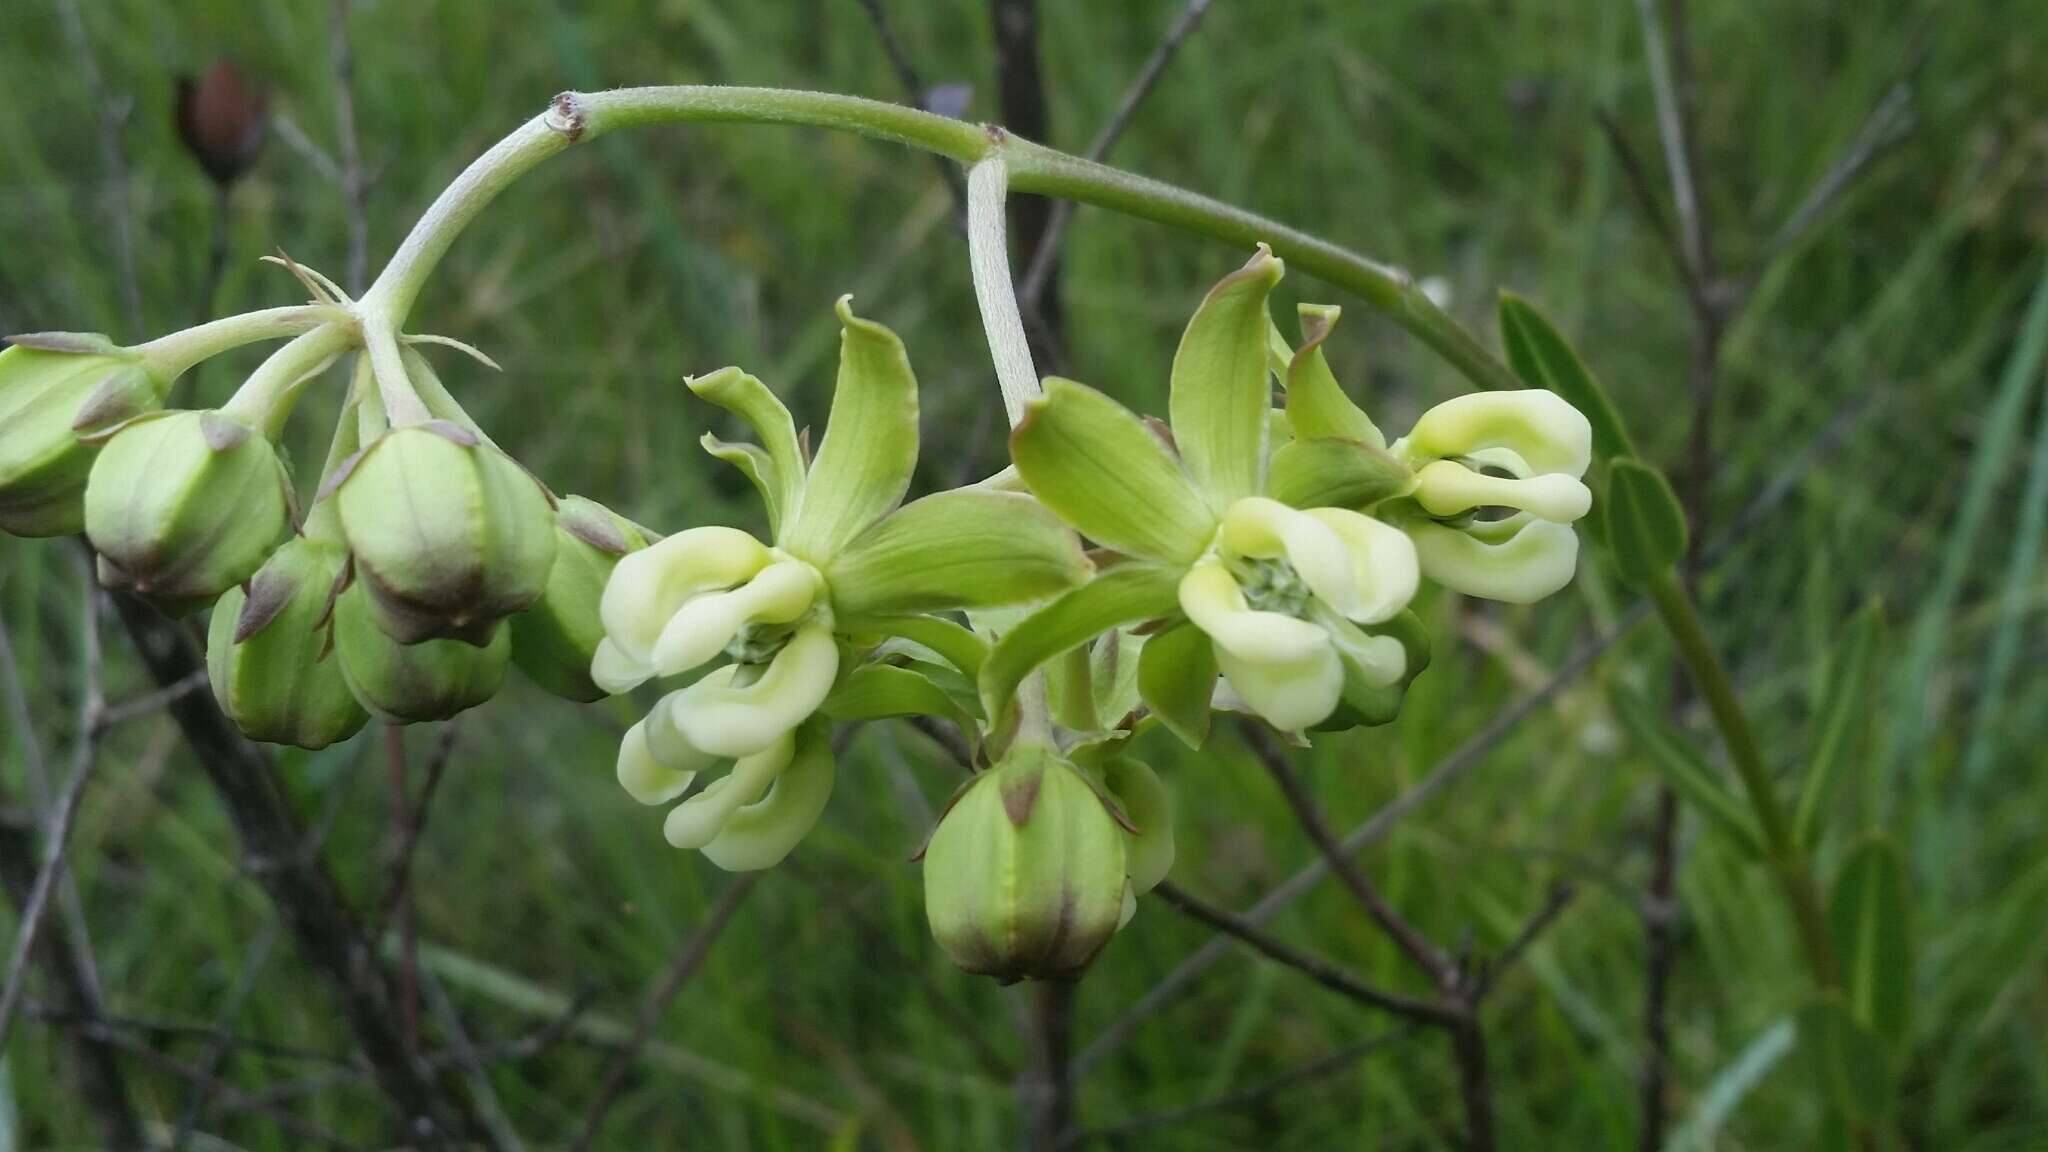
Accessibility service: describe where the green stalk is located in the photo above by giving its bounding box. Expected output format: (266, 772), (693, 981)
(137, 305), (344, 383)
(355, 86), (1522, 395)
(1645, 570), (1840, 988)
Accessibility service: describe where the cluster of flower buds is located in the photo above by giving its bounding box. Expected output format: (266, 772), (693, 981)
(0, 283), (647, 747)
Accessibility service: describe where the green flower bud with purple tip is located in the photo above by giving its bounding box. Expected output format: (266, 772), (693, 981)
(332, 582), (509, 723)
(84, 409), (294, 612)
(332, 420), (557, 645)
(206, 536), (367, 749)
(921, 744), (1129, 982)
(0, 334), (163, 537)
(511, 495), (650, 702)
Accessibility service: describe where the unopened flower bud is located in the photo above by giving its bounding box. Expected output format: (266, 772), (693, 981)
(510, 496), (650, 702)
(332, 421), (556, 645)
(206, 537), (366, 749)
(84, 409), (293, 611)
(0, 336), (161, 536)
(332, 583), (509, 723)
(174, 58), (268, 187)
(922, 745), (1129, 982)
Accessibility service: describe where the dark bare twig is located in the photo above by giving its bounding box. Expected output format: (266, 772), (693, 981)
(421, 965), (530, 1152)
(1594, 108), (1706, 314)
(94, 669), (211, 731)
(372, 720), (459, 940)
(112, 592), (487, 1146)
(24, 1001), (353, 1067)
(78, 1020), (365, 1151)
(1739, 80), (1915, 299)
(387, 724), (421, 1055)
(1241, 722), (1458, 987)
(853, 0), (970, 210)
(1150, 881), (1456, 1024)
(1474, 883), (1577, 1001)
(570, 873), (762, 1152)
(1017, 0), (1216, 311)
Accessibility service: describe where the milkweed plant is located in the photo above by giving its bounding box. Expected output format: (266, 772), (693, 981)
(1, 88), (1895, 1109)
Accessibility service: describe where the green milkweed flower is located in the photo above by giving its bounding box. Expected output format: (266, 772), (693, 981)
(510, 495), (652, 702)
(597, 299), (1090, 869)
(989, 248), (1425, 740)
(0, 333), (163, 537)
(921, 742), (1129, 982)
(207, 536), (367, 749)
(84, 408), (295, 612)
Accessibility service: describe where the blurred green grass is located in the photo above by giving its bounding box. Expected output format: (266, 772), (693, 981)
(2, 0), (2045, 1147)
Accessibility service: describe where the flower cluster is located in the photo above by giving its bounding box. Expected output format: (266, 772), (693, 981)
(0, 287), (646, 749)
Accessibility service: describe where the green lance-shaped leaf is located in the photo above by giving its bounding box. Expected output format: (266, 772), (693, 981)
(1011, 377), (1216, 564)
(1498, 292), (1635, 465)
(825, 489), (1091, 617)
(1604, 456), (1688, 586)
(846, 612), (989, 678)
(1829, 834), (1912, 1052)
(1284, 304), (1383, 447)
(1169, 246), (1285, 508)
(688, 366), (807, 537)
(1265, 436), (1412, 511)
(1611, 685), (1764, 857)
(1796, 600), (1885, 850)
(781, 297), (919, 563)
(1797, 992), (1896, 1120)
(980, 564), (1183, 738)
(1138, 621), (1217, 749)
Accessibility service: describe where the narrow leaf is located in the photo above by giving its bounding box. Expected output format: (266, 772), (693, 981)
(1284, 304), (1383, 446)
(1011, 377), (1216, 564)
(1605, 457), (1687, 586)
(1138, 621), (1217, 748)
(1611, 685), (1763, 857)
(1170, 246), (1285, 507)
(1498, 292), (1634, 463)
(979, 564), (1183, 734)
(827, 490), (1090, 616)
(1795, 600), (1884, 850)
(1797, 993), (1895, 1119)
(1266, 437), (1412, 511)
(688, 367), (806, 536)
(782, 298), (919, 562)
(846, 612), (988, 678)
(822, 664), (978, 730)
(1828, 834), (1912, 1052)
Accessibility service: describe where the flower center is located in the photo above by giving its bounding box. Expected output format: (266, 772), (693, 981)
(1228, 555), (1311, 618)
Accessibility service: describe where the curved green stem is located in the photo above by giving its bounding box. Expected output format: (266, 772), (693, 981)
(137, 305), (345, 383)
(355, 86), (1522, 395)
(219, 322), (361, 440)
(1646, 569), (1840, 988)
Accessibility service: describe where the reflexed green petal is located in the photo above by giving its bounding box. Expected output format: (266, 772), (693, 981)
(781, 298), (919, 563)
(1265, 436), (1412, 511)
(822, 663), (978, 746)
(1170, 247), (1284, 507)
(826, 489), (1090, 616)
(979, 563), (1183, 734)
(1408, 514), (1580, 603)
(1284, 304), (1383, 447)
(702, 722), (837, 871)
(1103, 757), (1174, 894)
(688, 366), (807, 535)
(843, 613), (989, 678)
(1011, 377), (1214, 563)
(1137, 621), (1216, 749)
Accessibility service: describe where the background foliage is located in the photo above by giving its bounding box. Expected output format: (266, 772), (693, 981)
(2, 0), (2044, 1147)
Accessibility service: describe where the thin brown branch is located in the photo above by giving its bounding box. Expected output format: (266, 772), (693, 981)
(386, 724), (421, 1056)
(570, 872), (762, 1152)
(1594, 107), (1708, 315)
(1151, 881), (1458, 1025)
(111, 592), (488, 1146)
(94, 669), (210, 732)
(1018, 0), (1215, 310)
(1240, 721), (1458, 989)
(74, 1019), (365, 1151)
(1474, 882), (1577, 1001)
(372, 720), (459, 940)
(853, 0), (970, 210)
(0, 687), (104, 1049)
